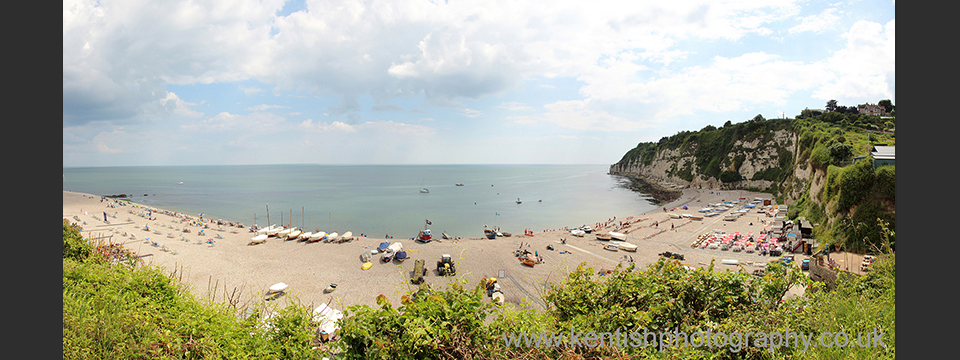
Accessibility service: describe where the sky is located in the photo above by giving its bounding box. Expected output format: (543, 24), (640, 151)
(63, 0), (895, 167)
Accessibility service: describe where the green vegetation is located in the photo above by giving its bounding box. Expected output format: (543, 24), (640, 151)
(63, 219), (894, 359)
(63, 220), (321, 359)
(614, 101), (895, 254)
(65, 100), (896, 359)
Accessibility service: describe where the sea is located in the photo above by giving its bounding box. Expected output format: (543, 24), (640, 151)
(62, 164), (660, 239)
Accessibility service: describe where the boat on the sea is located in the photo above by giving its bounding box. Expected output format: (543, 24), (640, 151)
(455, 183), (464, 186)
(420, 178), (429, 193)
(516, 198), (522, 204)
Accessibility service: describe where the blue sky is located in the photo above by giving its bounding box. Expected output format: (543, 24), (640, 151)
(63, 0), (895, 167)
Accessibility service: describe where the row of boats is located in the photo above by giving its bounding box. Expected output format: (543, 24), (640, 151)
(250, 225), (353, 245)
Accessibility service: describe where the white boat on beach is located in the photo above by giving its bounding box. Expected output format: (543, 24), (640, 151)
(250, 234), (267, 245)
(277, 227), (292, 238)
(268, 282), (288, 293)
(287, 229), (302, 240)
(298, 231), (312, 241)
(326, 231), (339, 242)
(309, 231), (326, 242)
(609, 231), (627, 241)
(340, 231), (354, 241)
(612, 241), (638, 252)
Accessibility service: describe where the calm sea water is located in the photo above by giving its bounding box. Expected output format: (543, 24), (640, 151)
(62, 164), (658, 239)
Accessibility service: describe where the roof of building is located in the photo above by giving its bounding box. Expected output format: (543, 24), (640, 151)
(871, 146), (895, 155)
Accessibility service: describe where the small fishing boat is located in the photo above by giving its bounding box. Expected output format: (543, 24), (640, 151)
(395, 249), (408, 263)
(268, 282), (288, 293)
(603, 244), (619, 251)
(277, 227), (292, 238)
(287, 228), (301, 240)
(308, 231), (326, 243)
(520, 254), (537, 267)
(455, 183), (464, 186)
(325, 231), (339, 242)
(516, 198), (522, 204)
(418, 229), (433, 242)
(420, 178), (429, 193)
(616, 242), (638, 252)
(250, 234), (267, 245)
(442, 232), (452, 240)
(595, 232), (612, 241)
(340, 231), (354, 242)
(609, 231), (627, 241)
(484, 229), (497, 239)
(298, 231), (312, 241)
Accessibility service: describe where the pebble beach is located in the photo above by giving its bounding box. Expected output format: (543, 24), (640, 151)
(63, 187), (807, 313)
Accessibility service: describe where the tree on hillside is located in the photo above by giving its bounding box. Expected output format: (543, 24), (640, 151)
(878, 99), (894, 113)
(826, 99), (838, 112)
(752, 114), (765, 122)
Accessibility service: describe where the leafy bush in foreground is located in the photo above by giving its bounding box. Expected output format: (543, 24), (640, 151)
(63, 220), (894, 359)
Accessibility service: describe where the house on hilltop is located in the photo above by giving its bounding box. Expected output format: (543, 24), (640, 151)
(859, 103), (888, 116)
(871, 146), (895, 168)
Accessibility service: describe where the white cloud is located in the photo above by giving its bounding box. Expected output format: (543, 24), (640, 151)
(240, 86), (264, 96)
(459, 108), (483, 118)
(245, 104), (290, 112)
(789, 8), (841, 34)
(812, 19), (895, 103)
(498, 102), (532, 111)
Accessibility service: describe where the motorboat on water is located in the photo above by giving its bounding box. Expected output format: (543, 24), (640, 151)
(455, 183), (464, 186)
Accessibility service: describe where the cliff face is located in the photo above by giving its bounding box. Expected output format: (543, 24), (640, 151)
(609, 129), (798, 192)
